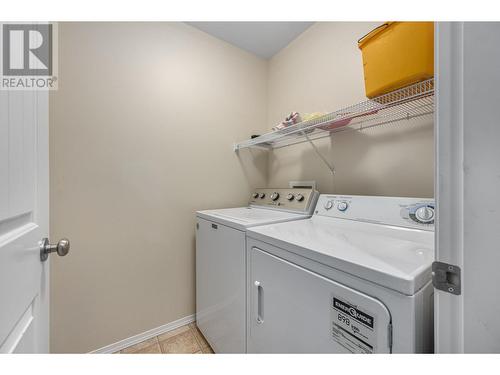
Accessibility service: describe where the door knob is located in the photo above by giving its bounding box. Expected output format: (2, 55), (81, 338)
(40, 238), (70, 262)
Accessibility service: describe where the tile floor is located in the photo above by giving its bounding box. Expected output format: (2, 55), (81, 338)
(118, 322), (214, 354)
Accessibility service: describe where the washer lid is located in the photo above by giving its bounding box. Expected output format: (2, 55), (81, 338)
(246, 215), (434, 295)
(196, 207), (309, 231)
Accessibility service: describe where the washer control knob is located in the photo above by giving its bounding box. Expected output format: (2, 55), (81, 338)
(415, 206), (434, 223)
(324, 200), (334, 210)
(286, 193), (294, 201)
(337, 201), (349, 212)
(259, 193), (265, 199)
(270, 192), (280, 201)
(252, 193), (259, 199)
(296, 194), (304, 202)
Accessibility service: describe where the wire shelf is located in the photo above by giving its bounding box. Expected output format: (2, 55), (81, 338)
(234, 78), (434, 151)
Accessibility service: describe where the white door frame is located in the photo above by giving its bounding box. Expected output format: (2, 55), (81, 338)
(434, 21), (465, 353)
(435, 21), (500, 353)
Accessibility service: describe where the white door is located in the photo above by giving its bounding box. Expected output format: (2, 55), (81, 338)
(248, 247), (392, 353)
(435, 22), (500, 353)
(0, 88), (51, 353)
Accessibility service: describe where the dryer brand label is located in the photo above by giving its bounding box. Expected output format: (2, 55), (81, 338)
(333, 298), (374, 328)
(331, 296), (376, 354)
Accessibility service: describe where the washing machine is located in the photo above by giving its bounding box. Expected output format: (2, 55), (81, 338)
(195, 187), (319, 353)
(246, 194), (435, 353)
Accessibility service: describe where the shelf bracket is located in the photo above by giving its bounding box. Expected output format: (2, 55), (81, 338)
(302, 131), (335, 176)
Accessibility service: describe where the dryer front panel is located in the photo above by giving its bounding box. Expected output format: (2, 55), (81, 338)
(248, 247), (392, 353)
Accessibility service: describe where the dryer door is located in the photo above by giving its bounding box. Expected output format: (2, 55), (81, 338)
(248, 247), (392, 353)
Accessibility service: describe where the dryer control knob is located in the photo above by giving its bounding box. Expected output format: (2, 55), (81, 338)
(252, 193), (259, 199)
(270, 192), (280, 201)
(337, 201), (349, 212)
(324, 200), (333, 210)
(296, 194), (304, 202)
(415, 206), (434, 223)
(286, 193), (294, 201)
(259, 193), (265, 199)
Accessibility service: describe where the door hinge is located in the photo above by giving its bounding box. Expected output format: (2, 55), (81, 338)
(387, 322), (393, 350)
(196, 223), (199, 230)
(432, 261), (461, 295)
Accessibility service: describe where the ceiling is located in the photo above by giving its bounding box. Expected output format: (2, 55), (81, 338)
(186, 22), (314, 59)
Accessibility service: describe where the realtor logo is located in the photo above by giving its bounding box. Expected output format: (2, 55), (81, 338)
(1, 23), (58, 90)
(3, 24), (52, 75)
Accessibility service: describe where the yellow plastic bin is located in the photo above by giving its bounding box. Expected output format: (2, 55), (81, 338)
(358, 22), (434, 98)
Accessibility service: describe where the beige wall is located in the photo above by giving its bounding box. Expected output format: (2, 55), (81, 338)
(49, 22), (268, 353)
(267, 22), (434, 197)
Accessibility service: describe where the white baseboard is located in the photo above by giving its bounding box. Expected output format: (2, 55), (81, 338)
(90, 314), (196, 354)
